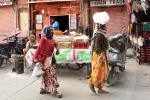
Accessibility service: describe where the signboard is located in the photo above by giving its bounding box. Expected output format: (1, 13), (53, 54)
(69, 14), (77, 30)
(36, 23), (43, 30)
(0, 0), (13, 6)
(91, 0), (125, 7)
(55, 49), (91, 63)
(36, 15), (42, 24)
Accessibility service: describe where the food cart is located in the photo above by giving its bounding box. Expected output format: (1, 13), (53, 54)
(53, 31), (91, 76)
(25, 31), (92, 76)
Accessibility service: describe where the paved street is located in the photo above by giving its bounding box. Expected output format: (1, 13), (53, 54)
(0, 57), (150, 100)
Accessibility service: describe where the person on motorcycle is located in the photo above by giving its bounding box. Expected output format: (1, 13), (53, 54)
(88, 12), (109, 94)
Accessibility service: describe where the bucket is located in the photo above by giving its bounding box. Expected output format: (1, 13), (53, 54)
(16, 61), (24, 74)
(11, 54), (24, 74)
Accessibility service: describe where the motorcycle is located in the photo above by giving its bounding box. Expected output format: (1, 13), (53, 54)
(0, 33), (27, 66)
(107, 33), (128, 86)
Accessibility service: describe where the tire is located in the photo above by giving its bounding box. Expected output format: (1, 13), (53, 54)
(120, 54), (126, 72)
(66, 63), (83, 70)
(119, 66), (125, 72)
(107, 68), (119, 86)
(120, 62), (125, 72)
(86, 63), (92, 77)
(0, 57), (4, 66)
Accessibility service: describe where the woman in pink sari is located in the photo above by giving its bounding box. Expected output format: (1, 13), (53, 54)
(33, 27), (62, 98)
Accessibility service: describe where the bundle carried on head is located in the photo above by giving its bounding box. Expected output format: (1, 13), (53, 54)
(93, 12), (110, 25)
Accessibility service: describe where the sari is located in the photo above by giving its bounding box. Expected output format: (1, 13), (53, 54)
(33, 37), (59, 94)
(41, 57), (59, 93)
(88, 51), (108, 88)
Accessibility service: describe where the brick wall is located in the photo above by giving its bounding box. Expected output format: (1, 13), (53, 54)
(17, 0), (28, 7)
(91, 6), (128, 37)
(0, 6), (15, 43)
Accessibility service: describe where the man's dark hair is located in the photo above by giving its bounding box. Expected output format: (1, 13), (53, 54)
(51, 17), (55, 20)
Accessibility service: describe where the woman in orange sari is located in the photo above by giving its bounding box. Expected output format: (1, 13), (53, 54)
(33, 27), (62, 98)
(88, 12), (109, 94)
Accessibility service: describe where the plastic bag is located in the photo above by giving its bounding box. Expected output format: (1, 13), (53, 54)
(32, 62), (44, 77)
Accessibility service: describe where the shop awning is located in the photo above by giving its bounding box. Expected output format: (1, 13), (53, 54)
(28, 0), (78, 3)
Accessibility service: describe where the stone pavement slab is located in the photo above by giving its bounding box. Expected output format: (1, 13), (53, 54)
(0, 58), (150, 100)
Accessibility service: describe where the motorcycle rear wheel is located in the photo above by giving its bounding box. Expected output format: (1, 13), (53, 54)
(120, 63), (125, 72)
(107, 70), (119, 86)
(0, 58), (4, 66)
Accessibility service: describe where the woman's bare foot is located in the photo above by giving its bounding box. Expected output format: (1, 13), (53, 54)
(89, 84), (96, 93)
(98, 89), (109, 94)
(40, 89), (50, 94)
(53, 91), (62, 98)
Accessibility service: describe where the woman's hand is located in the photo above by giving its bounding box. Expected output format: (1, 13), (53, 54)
(33, 59), (38, 63)
(56, 49), (59, 55)
(23, 48), (29, 54)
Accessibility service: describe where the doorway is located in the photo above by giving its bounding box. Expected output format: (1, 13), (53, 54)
(50, 15), (69, 32)
(19, 9), (29, 31)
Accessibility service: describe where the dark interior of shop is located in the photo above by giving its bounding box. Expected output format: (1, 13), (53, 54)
(50, 15), (69, 32)
(134, 8), (150, 22)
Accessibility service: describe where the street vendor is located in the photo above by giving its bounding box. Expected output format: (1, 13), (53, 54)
(50, 17), (59, 30)
(88, 12), (109, 94)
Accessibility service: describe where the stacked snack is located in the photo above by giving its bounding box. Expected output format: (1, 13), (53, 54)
(54, 35), (73, 49)
(73, 35), (89, 49)
(53, 30), (63, 35)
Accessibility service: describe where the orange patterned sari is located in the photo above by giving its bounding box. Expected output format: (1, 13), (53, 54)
(88, 51), (108, 87)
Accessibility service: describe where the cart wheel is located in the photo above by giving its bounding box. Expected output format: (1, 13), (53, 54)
(66, 63), (83, 70)
(86, 63), (92, 78)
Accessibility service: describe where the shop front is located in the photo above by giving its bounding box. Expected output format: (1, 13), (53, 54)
(126, 0), (150, 64)
(29, 0), (81, 39)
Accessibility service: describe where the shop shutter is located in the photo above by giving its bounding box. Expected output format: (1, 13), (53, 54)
(0, 7), (15, 43)
(0, 7), (15, 36)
